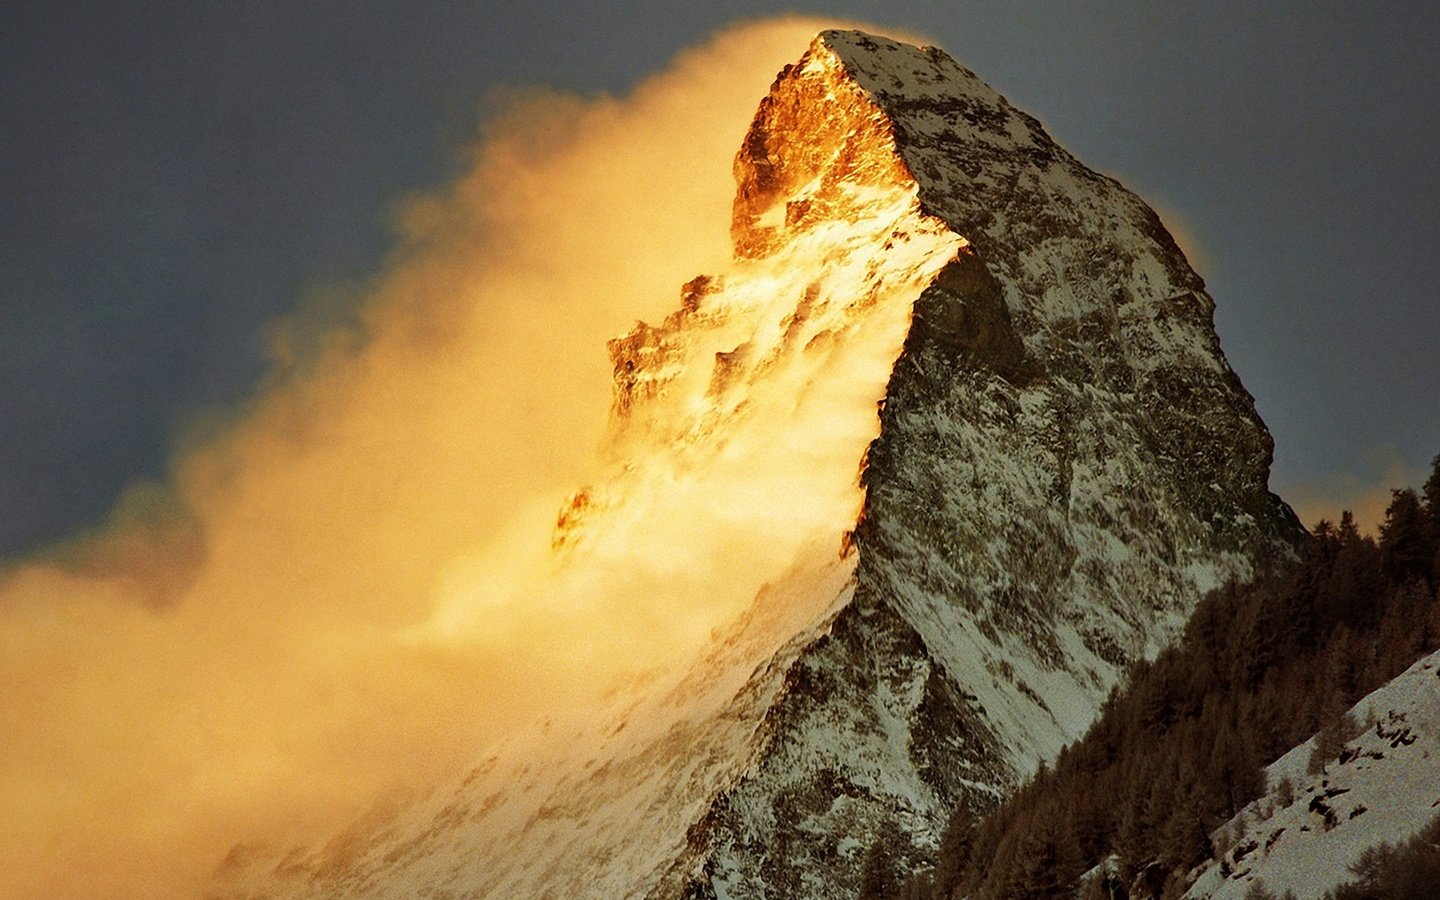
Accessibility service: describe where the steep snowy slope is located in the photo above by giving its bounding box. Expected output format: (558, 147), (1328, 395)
(1187, 649), (1440, 899)
(218, 30), (1300, 899)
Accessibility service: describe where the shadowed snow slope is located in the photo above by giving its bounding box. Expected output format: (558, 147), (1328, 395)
(1188, 649), (1440, 899)
(217, 29), (1300, 899)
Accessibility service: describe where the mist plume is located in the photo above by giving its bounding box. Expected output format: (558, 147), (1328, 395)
(0, 16), (945, 899)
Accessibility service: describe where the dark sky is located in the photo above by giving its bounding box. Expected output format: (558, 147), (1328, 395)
(3, 1), (1437, 555)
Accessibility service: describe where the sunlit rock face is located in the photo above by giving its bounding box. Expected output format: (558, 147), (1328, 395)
(221, 29), (1299, 899)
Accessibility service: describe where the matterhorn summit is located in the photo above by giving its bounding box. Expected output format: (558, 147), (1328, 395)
(219, 29), (1299, 899)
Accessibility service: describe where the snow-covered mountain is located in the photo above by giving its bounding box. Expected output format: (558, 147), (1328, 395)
(216, 29), (1300, 899)
(1187, 648), (1440, 899)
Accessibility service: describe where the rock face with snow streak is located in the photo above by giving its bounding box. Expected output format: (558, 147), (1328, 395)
(217, 30), (1300, 899)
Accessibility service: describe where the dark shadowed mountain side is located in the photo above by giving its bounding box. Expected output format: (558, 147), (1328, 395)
(916, 462), (1440, 899)
(216, 30), (1301, 899)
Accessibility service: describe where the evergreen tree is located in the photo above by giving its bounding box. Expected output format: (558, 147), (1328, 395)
(1319, 514), (1382, 629)
(1184, 586), (1231, 675)
(1159, 784), (1211, 870)
(1209, 713), (1262, 820)
(1426, 455), (1440, 584)
(1007, 810), (1072, 899)
(1422, 453), (1440, 533)
(859, 820), (904, 900)
(1066, 783), (1110, 864)
(1332, 626), (1368, 705)
(978, 826), (1028, 900)
(1379, 489), (1433, 586)
(1135, 753), (1183, 865)
(1373, 582), (1428, 679)
(1287, 523), (1336, 646)
(1231, 583), (1283, 688)
(1140, 651), (1182, 732)
(931, 811), (974, 899)
(1114, 757), (1155, 871)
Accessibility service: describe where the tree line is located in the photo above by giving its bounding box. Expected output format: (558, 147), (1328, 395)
(867, 454), (1440, 899)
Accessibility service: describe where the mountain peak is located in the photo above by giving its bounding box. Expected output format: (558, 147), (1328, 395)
(730, 29), (1012, 259)
(730, 31), (931, 258)
(224, 31), (1301, 900)
(812, 29), (980, 99)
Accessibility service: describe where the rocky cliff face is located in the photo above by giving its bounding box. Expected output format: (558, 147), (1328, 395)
(217, 30), (1300, 900)
(655, 32), (1299, 897)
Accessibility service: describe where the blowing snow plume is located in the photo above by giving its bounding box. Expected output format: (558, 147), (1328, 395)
(0, 17), (931, 899)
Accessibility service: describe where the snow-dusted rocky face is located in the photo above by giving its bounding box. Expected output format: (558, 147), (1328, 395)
(674, 32), (1301, 898)
(218, 30), (1301, 900)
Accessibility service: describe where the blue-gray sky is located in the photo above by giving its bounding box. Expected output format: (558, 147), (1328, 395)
(3, 1), (1437, 554)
